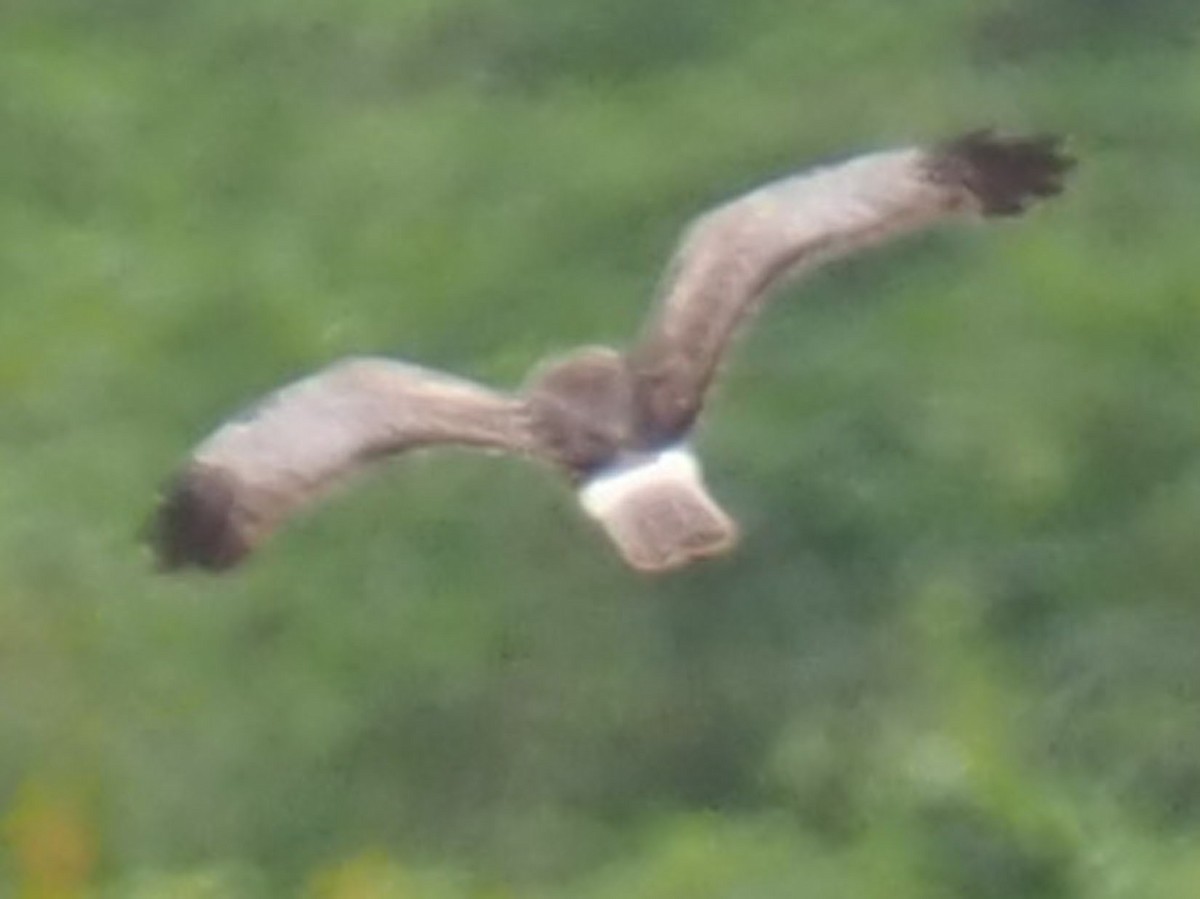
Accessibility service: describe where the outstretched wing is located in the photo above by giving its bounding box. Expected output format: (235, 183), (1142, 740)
(626, 130), (1074, 444)
(151, 357), (536, 571)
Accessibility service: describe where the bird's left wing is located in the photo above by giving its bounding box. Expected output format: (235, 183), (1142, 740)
(151, 357), (536, 570)
(627, 130), (1074, 444)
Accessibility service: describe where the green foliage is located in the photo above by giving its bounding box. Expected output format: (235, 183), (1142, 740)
(1, 0), (1197, 895)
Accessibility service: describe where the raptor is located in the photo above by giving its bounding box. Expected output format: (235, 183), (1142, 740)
(151, 130), (1073, 573)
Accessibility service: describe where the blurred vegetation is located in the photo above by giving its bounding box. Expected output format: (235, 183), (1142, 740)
(3, 0), (1200, 895)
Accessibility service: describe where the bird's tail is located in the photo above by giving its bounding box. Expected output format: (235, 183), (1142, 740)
(578, 447), (737, 573)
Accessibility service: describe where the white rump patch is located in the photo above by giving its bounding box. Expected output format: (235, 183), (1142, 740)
(579, 446), (702, 520)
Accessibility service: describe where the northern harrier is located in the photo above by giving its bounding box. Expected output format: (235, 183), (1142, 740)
(152, 130), (1073, 573)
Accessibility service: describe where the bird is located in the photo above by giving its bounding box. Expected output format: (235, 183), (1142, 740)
(151, 129), (1074, 574)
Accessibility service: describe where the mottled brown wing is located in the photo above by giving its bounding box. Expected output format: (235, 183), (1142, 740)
(151, 357), (537, 571)
(627, 130), (1074, 444)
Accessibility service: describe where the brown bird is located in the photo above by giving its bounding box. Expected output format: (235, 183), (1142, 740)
(152, 129), (1073, 574)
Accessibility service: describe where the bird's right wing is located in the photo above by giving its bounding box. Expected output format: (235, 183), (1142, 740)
(627, 130), (1074, 444)
(151, 357), (537, 570)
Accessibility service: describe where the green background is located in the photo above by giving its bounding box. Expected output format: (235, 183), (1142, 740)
(3, 0), (1200, 895)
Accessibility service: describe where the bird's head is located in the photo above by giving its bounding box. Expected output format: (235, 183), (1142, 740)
(522, 345), (635, 476)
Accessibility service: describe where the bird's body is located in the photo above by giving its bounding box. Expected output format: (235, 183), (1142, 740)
(151, 130), (1073, 573)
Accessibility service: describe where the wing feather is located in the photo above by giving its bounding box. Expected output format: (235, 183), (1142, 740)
(152, 356), (535, 570)
(627, 130), (1074, 443)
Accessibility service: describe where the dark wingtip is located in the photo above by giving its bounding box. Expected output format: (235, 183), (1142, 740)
(148, 465), (251, 573)
(932, 128), (1076, 217)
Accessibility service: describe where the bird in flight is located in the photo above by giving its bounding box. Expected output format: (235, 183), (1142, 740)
(151, 129), (1073, 574)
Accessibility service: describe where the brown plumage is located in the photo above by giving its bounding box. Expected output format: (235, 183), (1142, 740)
(151, 129), (1073, 574)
